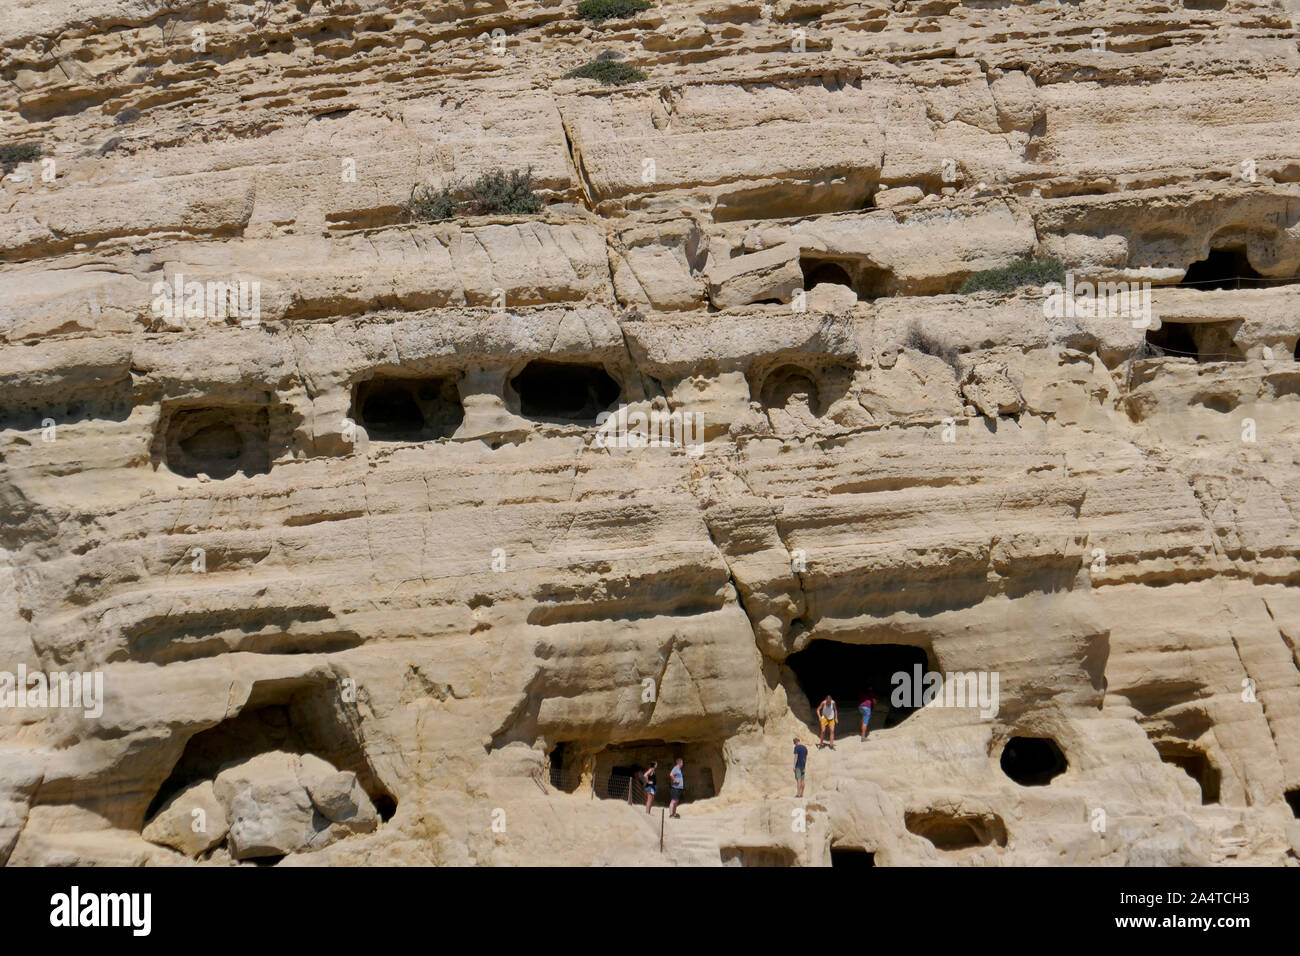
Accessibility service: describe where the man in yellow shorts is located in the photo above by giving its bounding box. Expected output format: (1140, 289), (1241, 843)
(817, 695), (838, 748)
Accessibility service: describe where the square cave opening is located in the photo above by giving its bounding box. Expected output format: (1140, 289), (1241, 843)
(351, 374), (463, 442)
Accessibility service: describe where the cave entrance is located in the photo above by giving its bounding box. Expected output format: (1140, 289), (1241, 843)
(1158, 744), (1221, 805)
(144, 679), (396, 827)
(801, 260), (853, 292)
(760, 364), (823, 420)
(1145, 320), (1244, 362)
(1144, 321), (1198, 360)
(1285, 789), (1300, 819)
(590, 740), (724, 805)
(1177, 247), (1264, 291)
(510, 361), (621, 425)
(798, 257), (891, 300)
(352, 374), (463, 442)
(162, 405), (271, 479)
(785, 641), (933, 733)
(999, 736), (1068, 786)
(548, 741), (578, 793)
(905, 810), (1007, 850)
(830, 846), (876, 867)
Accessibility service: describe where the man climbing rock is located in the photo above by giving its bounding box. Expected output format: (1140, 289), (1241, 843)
(793, 737), (808, 797)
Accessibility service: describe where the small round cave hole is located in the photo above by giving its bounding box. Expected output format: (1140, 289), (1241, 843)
(1000, 736), (1068, 786)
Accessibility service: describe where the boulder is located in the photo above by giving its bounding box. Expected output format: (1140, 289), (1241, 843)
(142, 780), (228, 858)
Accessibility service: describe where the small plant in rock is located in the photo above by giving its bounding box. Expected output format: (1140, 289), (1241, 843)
(464, 167), (543, 216)
(0, 142), (41, 173)
(565, 59), (647, 85)
(958, 257), (1065, 294)
(401, 183), (460, 222)
(576, 0), (652, 23)
(903, 321), (963, 373)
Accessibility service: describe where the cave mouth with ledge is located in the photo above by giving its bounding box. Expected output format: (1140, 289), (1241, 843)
(510, 361), (621, 425)
(548, 739), (724, 805)
(785, 641), (934, 734)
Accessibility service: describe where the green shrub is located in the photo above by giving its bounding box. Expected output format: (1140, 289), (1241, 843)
(402, 169), (544, 222)
(958, 258), (1065, 294)
(564, 59), (647, 85)
(0, 142), (41, 170)
(464, 167), (542, 216)
(401, 184), (460, 222)
(576, 0), (651, 23)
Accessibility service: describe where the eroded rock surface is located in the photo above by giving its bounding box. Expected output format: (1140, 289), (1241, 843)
(2, 0), (1300, 867)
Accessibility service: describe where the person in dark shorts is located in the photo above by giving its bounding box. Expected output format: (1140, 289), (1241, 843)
(793, 737), (808, 797)
(642, 761), (657, 814)
(668, 757), (685, 818)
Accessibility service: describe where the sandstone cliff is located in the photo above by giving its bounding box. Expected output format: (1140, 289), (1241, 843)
(2, 0), (1299, 866)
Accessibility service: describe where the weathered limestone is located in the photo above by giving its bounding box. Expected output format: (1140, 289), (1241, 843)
(1, 0), (1299, 869)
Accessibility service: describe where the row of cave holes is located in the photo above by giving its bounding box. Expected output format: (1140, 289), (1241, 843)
(160, 361), (627, 478)
(356, 362), (832, 441)
(355, 361), (621, 442)
(799, 245), (1300, 306)
(163, 360), (834, 479)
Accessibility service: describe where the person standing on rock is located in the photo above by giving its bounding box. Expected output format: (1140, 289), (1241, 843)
(642, 761), (657, 814)
(858, 687), (876, 741)
(668, 757), (685, 818)
(818, 695), (838, 748)
(793, 737), (808, 797)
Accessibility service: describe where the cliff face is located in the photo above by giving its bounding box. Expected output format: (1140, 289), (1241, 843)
(2, 0), (1299, 866)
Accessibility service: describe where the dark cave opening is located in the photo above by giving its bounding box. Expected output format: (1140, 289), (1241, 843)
(1177, 247), (1264, 291)
(353, 374), (463, 442)
(1158, 745), (1221, 805)
(510, 361), (621, 424)
(547, 740), (724, 804)
(1144, 321), (1198, 360)
(801, 260), (853, 292)
(1285, 789), (1300, 819)
(785, 641), (933, 733)
(830, 846), (876, 867)
(1000, 736), (1068, 786)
